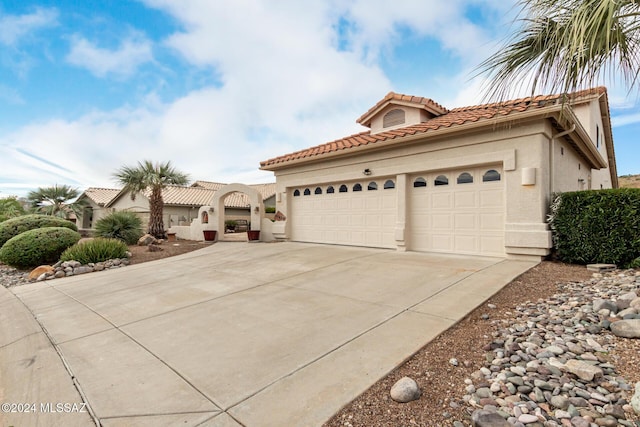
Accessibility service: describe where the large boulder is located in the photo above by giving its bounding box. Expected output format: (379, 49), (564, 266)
(390, 376), (421, 403)
(610, 319), (640, 338)
(137, 234), (157, 246)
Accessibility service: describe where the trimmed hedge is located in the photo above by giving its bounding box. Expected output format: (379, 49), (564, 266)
(549, 189), (640, 266)
(0, 214), (78, 248)
(94, 211), (143, 245)
(60, 238), (129, 265)
(0, 227), (81, 268)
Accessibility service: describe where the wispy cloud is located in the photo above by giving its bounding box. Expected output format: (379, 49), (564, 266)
(66, 33), (154, 78)
(0, 7), (58, 46)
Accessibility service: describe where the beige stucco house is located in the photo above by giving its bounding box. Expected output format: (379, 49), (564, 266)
(76, 188), (122, 230)
(260, 87), (618, 261)
(90, 182), (276, 233)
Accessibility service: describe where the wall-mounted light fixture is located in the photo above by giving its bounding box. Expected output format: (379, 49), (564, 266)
(208, 207), (214, 213)
(363, 168), (372, 176)
(254, 206), (259, 214)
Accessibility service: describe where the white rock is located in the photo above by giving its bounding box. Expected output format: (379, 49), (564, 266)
(390, 376), (421, 403)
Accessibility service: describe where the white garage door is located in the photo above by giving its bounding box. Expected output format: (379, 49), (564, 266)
(290, 180), (396, 248)
(409, 166), (505, 256)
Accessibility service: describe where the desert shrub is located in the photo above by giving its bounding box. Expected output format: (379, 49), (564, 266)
(0, 227), (81, 268)
(548, 189), (640, 266)
(265, 206), (276, 214)
(60, 238), (128, 264)
(0, 214), (77, 248)
(94, 211), (143, 245)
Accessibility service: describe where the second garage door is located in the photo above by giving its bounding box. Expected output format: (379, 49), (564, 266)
(408, 166), (505, 256)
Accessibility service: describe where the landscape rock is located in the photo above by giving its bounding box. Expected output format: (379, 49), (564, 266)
(138, 234), (157, 246)
(390, 376), (421, 403)
(28, 265), (54, 280)
(147, 244), (163, 252)
(563, 359), (603, 381)
(632, 382), (640, 415)
(471, 409), (510, 427)
(609, 319), (640, 338)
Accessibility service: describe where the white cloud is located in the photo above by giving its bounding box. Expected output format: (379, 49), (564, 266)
(0, 7), (58, 46)
(66, 33), (154, 78)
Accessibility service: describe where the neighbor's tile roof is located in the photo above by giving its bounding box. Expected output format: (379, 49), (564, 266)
(261, 87), (606, 168)
(191, 181), (227, 191)
(144, 185), (217, 206)
(81, 188), (121, 206)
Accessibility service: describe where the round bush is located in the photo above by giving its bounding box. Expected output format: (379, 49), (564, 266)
(0, 214), (78, 248)
(0, 227), (81, 269)
(60, 238), (129, 265)
(94, 211), (143, 245)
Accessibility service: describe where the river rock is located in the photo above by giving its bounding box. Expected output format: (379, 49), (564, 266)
(563, 359), (603, 381)
(28, 265), (54, 280)
(390, 376), (421, 403)
(471, 409), (510, 427)
(610, 319), (640, 338)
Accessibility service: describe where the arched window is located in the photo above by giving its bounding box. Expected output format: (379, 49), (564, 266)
(327, 186), (335, 194)
(293, 189), (300, 197)
(384, 179), (395, 189)
(434, 175), (449, 186)
(314, 187), (322, 195)
(201, 211), (209, 224)
(413, 177), (427, 188)
(457, 172), (473, 184)
(367, 182), (378, 190)
(339, 184), (348, 193)
(353, 183), (362, 192)
(303, 188), (311, 196)
(383, 108), (406, 128)
(482, 169), (501, 182)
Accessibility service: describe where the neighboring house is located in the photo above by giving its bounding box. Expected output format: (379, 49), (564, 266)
(99, 182), (276, 232)
(76, 188), (121, 230)
(260, 87), (618, 260)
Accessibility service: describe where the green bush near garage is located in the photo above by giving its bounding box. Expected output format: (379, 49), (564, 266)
(60, 238), (129, 265)
(548, 188), (640, 266)
(94, 211), (143, 245)
(0, 214), (78, 248)
(0, 227), (81, 269)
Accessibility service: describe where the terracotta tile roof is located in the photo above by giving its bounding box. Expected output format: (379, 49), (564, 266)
(356, 92), (449, 126)
(80, 188), (121, 206)
(191, 181), (227, 190)
(261, 87), (607, 169)
(144, 185), (217, 206)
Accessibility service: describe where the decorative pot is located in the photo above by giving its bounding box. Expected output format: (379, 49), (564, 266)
(247, 230), (260, 241)
(203, 230), (217, 241)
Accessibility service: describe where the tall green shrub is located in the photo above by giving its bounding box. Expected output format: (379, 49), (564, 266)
(60, 238), (128, 264)
(94, 211), (143, 244)
(0, 227), (81, 268)
(0, 214), (77, 247)
(548, 189), (640, 266)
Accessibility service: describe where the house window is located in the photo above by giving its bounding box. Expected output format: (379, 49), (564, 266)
(293, 189), (301, 197)
(457, 172), (473, 184)
(578, 163), (581, 170)
(339, 184), (348, 193)
(367, 182), (378, 190)
(201, 211), (209, 224)
(596, 124), (600, 148)
(413, 177), (427, 188)
(482, 170), (501, 182)
(383, 108), (405, 128)
(303, 188), (311, 196)
(561, 146), (564, 155)
(353, 183), (362, 192)
(314, 187), (322, 195)
(327, 186), (335, 194)
(384, 179), (395, 189)
(434, 175), (449, 186)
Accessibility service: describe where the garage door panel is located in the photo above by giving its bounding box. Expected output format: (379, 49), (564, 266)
(455, 235), (478, 253)
(431, 214), (452, 230)
(431, 193), (453, 209)
(480, 213), (503, 231)
(431, 234), (453, 251)
(479, 189), (502, 207)
(454, 213), (476, 230)
(454, 191), (477, 208)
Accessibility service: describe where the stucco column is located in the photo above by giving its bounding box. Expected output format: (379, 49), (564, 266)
(395, 173), (407, 251)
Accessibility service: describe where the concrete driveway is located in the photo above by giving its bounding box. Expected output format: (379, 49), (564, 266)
(1, 242), (537, 427)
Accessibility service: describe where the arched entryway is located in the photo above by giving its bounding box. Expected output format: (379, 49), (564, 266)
(209, 183), (264, 242)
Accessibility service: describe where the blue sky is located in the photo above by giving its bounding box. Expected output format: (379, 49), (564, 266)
(1, 1), (638, 198)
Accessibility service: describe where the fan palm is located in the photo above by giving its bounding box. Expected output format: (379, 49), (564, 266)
(114, 160), (189, 239)
(478, 0), (640, 100)
(27, 184), (86, 219)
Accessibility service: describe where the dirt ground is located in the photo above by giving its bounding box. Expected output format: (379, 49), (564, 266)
(121, 242), (640, 426)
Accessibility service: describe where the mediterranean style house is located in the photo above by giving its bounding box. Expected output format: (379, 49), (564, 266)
(76, 182), (275, 232)
(260, 87), (618, 260)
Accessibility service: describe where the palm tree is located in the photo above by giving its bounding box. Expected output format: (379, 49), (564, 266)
(27, 184), (86, 219)
(477, 0), (640, 100)
(114, 160), (189, 239)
